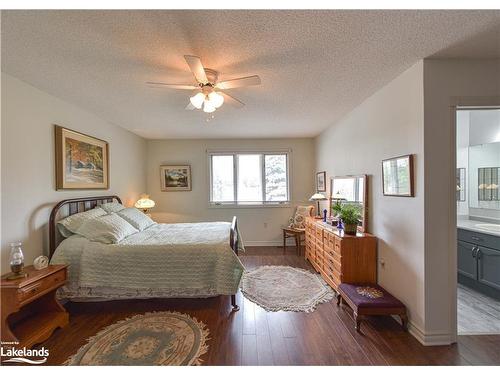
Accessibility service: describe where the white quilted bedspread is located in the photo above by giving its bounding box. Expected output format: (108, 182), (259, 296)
(50, 222), (245, 300)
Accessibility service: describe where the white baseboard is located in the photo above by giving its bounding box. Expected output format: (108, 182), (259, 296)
(407, 321), (454, 346)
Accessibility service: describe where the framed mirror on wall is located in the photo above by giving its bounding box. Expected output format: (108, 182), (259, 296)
(329, 175), (368, 232)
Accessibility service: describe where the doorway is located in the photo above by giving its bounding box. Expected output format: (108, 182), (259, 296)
(456, 107), (500, 335)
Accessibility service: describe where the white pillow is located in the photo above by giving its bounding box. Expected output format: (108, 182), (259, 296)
(75, 213), (139, 244)
(116, 207), (156, 231)
(99, 202), (126, 213)
(57, 207), (107, 237)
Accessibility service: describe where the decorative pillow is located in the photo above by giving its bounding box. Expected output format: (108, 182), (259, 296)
(57, 207), (107, 237)
(116, 207), (156, 231)
(288, 205), (314, 229)
(75, 213), (139, 244)
(99, 202), (126, 213)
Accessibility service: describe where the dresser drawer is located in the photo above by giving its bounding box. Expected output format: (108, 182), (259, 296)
(315, 227), (323, 237)
(18, 269), (66, 304)
(324, 260), (340, 278)
(325, 253), (342, 274)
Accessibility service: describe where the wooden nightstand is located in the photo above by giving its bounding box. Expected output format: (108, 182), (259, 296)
(1, 265), (69, 348)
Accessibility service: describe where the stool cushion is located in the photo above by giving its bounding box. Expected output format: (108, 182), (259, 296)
(338, 283), (405, 309)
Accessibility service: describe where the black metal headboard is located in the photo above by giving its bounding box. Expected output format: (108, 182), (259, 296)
(48, 195), (122, 259)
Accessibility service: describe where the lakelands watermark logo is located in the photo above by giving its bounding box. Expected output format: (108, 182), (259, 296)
(1, 342), (49, 364)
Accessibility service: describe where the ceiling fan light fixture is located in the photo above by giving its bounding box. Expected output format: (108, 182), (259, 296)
(203, 99), (216, 113)
(208, 91), (224, 108)
(189, 92), (205, 109)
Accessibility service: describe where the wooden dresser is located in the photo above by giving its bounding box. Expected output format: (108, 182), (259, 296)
(1, 265), (69, 348)
(305, 217), (377, 290)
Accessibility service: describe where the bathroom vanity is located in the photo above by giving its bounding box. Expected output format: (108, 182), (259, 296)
(458, 219), (500, 300)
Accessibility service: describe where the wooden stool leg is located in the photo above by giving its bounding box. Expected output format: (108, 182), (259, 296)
(295, 234), (300, 256)
(400, 313), (408, 331)
(354, 312), (361, 332)
(283, 230), (286, 254)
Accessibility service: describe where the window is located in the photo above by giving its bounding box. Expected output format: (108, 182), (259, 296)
(209, 151), (290, 205)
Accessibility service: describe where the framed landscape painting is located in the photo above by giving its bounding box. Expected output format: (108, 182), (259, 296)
(55, 125), (109, 190)
(382, 154), (414, 197)
(160, 165), (192, 191)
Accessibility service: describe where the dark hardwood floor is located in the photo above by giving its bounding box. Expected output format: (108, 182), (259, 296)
(38, 246), (500, 365)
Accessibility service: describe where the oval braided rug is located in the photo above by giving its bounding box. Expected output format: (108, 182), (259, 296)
(65, 311), (209, 366)
(241, 265), (335, 312)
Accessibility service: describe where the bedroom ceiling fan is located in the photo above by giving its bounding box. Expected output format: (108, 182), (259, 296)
(147, 55), (261, 113)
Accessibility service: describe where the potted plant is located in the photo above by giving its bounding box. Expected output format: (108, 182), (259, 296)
(336, 203), (361, 235)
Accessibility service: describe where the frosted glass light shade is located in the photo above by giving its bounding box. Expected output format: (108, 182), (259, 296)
(309, 193), (327, 201)
(190, 92), (205, 109)
(203, 99), (216, 113)
(135, 194), (155, 210)
(208, 91), (224, 108)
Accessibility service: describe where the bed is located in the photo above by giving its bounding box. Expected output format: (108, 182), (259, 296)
(48, 195), (244, 310)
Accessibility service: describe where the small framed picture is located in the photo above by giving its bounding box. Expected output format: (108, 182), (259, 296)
(316, 171), (326, 192)
(54, 125), (109, 190)
(160, 165), (192, 191)
(382, 154), (414, 197)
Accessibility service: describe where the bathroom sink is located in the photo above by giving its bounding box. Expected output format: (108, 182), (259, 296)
(475, 223), (500, 232)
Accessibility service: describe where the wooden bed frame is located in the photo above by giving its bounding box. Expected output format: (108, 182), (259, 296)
(48, 195), (240, 310)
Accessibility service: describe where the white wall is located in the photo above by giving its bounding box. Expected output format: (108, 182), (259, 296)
(315, 62), (426, 333)
(1, 73), (147, 273)
(423, 59), (500, 343)
(146, 138), (315, 245)
(469, 109), (500, 146)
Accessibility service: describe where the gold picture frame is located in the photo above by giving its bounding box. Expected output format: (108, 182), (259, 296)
(55, 125), (109, 190)
(160, 165), (192, 191)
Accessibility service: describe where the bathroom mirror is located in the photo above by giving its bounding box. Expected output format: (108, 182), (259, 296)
(469, 142), (500, 210)
(329, 175), (368, 232)
(456, 168), (466, 202)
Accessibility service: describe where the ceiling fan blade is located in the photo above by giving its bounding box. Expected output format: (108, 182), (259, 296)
(185, 102), (195, 110)
(220, 91), (245, 108)
(217, 75), (261, 90)
(184, 55), (208, 84)
(146, 82), (198, 90)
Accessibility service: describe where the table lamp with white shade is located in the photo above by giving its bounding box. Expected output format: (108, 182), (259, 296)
(135, 194), (155, 214)
(309, 192), (328, 217)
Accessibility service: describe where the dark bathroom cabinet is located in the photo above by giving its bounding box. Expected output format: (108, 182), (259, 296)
(458, 228), (500, 300)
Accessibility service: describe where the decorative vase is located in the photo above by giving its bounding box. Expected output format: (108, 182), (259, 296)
(343, 223), (357, 235)
(8, 242), (27, 280)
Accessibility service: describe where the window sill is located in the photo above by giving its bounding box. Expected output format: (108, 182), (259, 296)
(208, 202), (291, 209)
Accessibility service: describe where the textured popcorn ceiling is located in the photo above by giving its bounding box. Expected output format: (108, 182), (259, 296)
(2, 10), (499, 139)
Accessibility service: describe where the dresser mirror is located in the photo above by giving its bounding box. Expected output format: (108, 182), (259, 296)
(329, 175), (368, 232)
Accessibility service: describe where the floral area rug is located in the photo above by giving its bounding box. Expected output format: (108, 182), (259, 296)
(65, 311), (208, 365)
(241, 265), (335, 312)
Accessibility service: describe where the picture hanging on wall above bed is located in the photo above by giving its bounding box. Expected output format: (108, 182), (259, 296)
(160, 165), (192, 191)
(54, 125), (109, 190)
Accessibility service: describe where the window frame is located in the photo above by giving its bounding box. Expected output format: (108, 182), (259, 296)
(207, 149), (291, 208)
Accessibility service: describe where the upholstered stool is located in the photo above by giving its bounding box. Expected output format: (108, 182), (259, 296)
(337, 283), (408, 332)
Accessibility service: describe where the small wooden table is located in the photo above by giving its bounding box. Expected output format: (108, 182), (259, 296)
(1, 265), (69, 348)
(283, 227), (305, 256)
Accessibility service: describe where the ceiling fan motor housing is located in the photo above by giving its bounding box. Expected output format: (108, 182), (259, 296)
(203, 68), (219, 84)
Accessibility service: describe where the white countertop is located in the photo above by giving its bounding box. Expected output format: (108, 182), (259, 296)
(457, 218), (500, 238)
